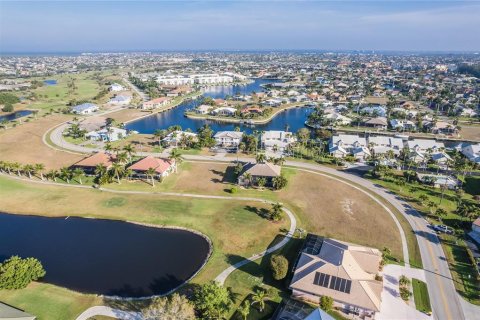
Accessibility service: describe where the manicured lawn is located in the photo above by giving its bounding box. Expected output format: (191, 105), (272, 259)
(0, 282), (101, 320)
(0, 175), (287, 319)
(440, 235), (480, 305)
(412, 278), (432, 314)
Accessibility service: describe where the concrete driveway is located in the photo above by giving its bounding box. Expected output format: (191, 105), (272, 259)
(377, 264), (431, 320)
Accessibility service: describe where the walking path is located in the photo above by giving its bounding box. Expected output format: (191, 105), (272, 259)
(75, 306), (141, 320)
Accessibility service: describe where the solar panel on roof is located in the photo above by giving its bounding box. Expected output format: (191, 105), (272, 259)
(314, 273), (352, 294)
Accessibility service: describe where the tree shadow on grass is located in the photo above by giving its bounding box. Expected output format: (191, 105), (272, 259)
(244, 205), (270, 220)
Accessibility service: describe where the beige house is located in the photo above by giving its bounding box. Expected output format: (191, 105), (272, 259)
(238, 162), (281, 187)
(289, 235), (382, 318)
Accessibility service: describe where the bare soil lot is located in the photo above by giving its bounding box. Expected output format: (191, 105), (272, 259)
(0, 114), (82, 169)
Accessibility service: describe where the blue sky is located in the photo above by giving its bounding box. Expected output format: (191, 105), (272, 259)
(0, 1), (479, 52)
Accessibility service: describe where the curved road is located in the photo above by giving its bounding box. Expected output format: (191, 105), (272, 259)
(44, 124), (479, 320)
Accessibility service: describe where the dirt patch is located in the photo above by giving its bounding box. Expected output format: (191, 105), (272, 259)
(459, 125), (480, 142)
(0, 114), (82, 169)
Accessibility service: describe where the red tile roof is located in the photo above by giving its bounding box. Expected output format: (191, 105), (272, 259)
(127, 156), (175, 174)
(73, 152), (115, 168)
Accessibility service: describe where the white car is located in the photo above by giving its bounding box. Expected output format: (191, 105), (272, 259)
(431, 224), (454, 235)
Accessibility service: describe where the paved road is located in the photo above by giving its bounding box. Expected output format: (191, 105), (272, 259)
(44, 127), (480, 320)
(75, 306), (141, 320)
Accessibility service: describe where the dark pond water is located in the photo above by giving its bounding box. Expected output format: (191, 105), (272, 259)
(0, 110), (33, 122)
(125, 79), (313, 135)
(0, 213), (210, 297)
(43, 79), (57, 86)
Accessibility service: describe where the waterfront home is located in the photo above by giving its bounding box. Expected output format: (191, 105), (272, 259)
(127, 156), (176, 180)
(367, 136), (404, 156)
(109, 83), (125, 92)
(238, 162), (281, 187)
(355, 105), (386, 117)
(162, 130), (198, 147)
(461, 143), (480, 164)
(324, 113), (352, 126)
(195, 104), (213, 114)
(71, 103), (98, 115)
(262, 98), (282, 107)
(156, 75), (194, 86)
(261, 131), (296, 154)
(241, 106), (263, 115)
(416, 173), (458, 189)
(273, 299), (335, 320)
(166, 86), (192, 97)
(86, 127), (127, 142)
(108, 95), (131, 105)
(289, 235), (382, 318)
(141, 97), (171, 110)
(211, 107), (237, 116)
(214, 131), (244, 148)
(72, 152), (116, 174)
(328, 134), (370, 160)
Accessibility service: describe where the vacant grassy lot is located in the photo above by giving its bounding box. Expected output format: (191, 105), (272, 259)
(0, 176), (286, 319)
(0, 114), (82, 169)
(412, 278), (432, 314)
(107, 162), (403, 260)
(459, 124), (480, 141)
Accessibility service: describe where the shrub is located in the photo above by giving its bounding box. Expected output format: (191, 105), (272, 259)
(0, 256), (46, 289)
(400, 286), (411, 301)
(2, 104), (13, 112)
(269, 255), (288, 280)
(319, 296), (334, 312)
(230, 187), (238, 194)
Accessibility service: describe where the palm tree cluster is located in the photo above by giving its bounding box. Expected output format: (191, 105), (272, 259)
(0, 161), (46, 180)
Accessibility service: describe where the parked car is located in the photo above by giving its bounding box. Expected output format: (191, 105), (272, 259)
(431, 224), (454, 235)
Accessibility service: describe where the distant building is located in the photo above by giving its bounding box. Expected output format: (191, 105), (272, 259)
(211, 107), (237, 116)
(109, 83), (125, 92)
(261, 130), (296, 154)
(162, 130), (198, 147)
(142, 97), (171, 110)
(86, 127), (127, 142)
(328, 134), (370, 160)
(108, 95), (131, 105)
(71, 103), (98, 115)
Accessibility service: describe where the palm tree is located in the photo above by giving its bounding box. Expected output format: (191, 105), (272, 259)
(270, 202), (283, 221)
(123, 144), (135, 162)
(60, 167), (72, 183)
(146, 167), (156, 187)
(169, 148), (183, 172)
(11, 162), (22, 176)
(243, 172), (252, 187)
(105, 142), (113, 154)
(257, 177), (267, 189)
(238, 301), (250, 320)
(72, 168), (85, 184)
(399, 275), (410, 288)
(95, 164), (107, 177)
(47, 169), (59, 182)
(251, 289), (268, 312)
(116, 152), (128, 165)
(34, 163), (45, 180)
(110, 163), (125, 184)
(23, 164), (35, 179)
(256, 153), (266, 164)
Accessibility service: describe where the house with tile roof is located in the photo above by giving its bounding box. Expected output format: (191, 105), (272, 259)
(238, 162), (281, 187)
(127, 156), (176, 180)
(289, 235), (382, 318)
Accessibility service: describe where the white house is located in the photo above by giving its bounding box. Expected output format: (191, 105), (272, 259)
(71, 103), (98, 115)
(367, 136), (404, 156)
(86, 127), (127, 142)
(407, 139), (445, 153)
(211, 107), (237, 116)
(109, 83), (125, 92)
(324, 113), (352, 126)
(390, 119), (417, 131)
(196, 104), (213, 114)
(214, 131), (243, 148)
(261, 131), (296, 154)
(462, 144), (480, 164)
(162, 131), (198, 147)
(329, 134), (370, 160)
(108, 95), (131, 105)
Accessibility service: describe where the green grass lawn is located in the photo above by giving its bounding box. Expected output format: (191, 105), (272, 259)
(0, 175), (287, 319)
(412, 279), (432, 314)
